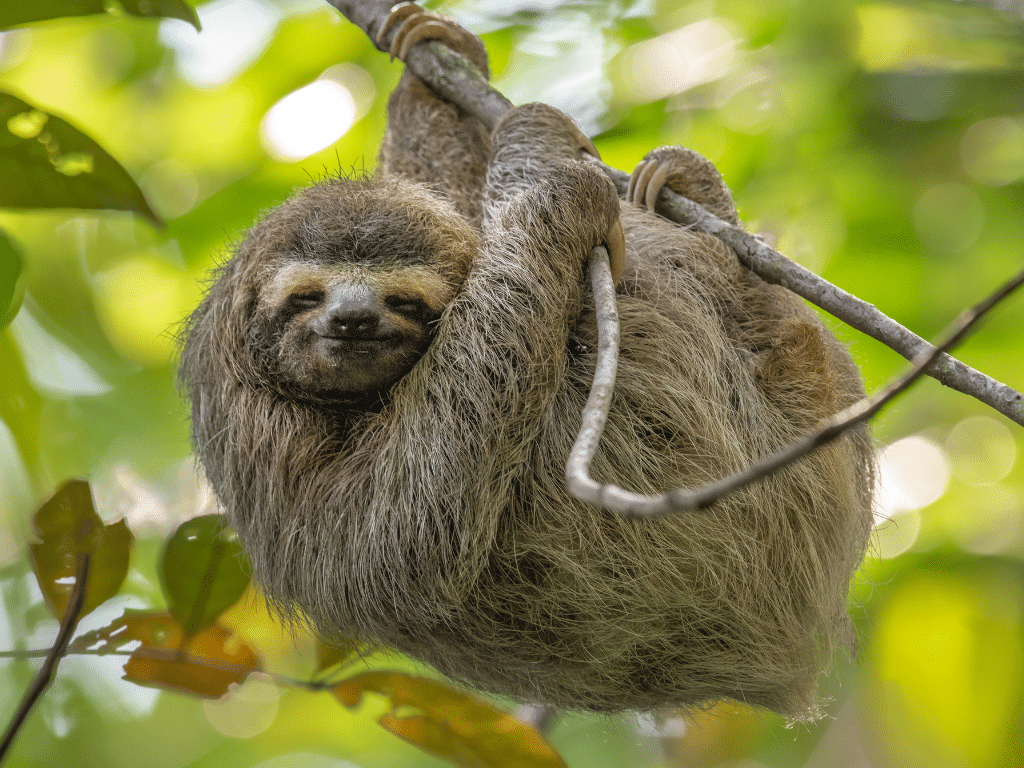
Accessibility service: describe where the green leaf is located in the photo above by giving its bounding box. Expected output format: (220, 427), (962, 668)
(0, 90), (161, 224)
(0, 0), (200, 31)
(0, 228), (24, 329)
(120, 0), (200, 30)
(29, 478), (133, 620)
(0, 0), (105, 29)
(159, 514), (250, 638)
(334, 671), (567, 768)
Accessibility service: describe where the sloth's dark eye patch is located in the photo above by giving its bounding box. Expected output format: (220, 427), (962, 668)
(288, 290), (325, 310)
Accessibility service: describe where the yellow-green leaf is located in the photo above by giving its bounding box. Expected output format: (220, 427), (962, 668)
(29, 478), (132, 620)
(333, 671), (566, 768)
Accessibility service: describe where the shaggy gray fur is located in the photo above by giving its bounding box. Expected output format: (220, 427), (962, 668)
(179, 33), (873, 719)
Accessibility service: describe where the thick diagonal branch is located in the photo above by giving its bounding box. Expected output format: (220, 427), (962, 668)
(325, 0), (1023, 425)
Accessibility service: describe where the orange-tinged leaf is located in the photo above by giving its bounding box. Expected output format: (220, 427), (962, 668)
(333, 671), (566, 768)
(381, 713), (491, 768)
(79, 610), (262, 698)
(29, 479), (132, 620)
(159, 514), (250, 637)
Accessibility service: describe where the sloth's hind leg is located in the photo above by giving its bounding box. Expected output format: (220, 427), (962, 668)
(627, 146), (739, 226)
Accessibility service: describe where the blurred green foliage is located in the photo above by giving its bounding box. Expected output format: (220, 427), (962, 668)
(0, 1), (1022, 767)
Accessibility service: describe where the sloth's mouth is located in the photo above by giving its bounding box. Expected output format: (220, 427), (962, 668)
(320, 335), (399, 350)
(317, 331), (424, 359)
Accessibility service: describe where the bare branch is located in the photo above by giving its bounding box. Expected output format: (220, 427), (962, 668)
(570, 264), (1024, 517)
(0, 555), (90, 762)
(610, 172), (1024, 427)
(324, 0), (1024, 425)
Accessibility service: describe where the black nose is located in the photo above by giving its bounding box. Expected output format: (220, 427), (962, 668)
(316, 288), (382, 339)
(327, 309), (379, 337)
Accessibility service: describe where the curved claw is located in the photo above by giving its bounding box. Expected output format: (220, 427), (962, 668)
(625, 160), (640, 204)
(376, 2), (420, 54)
(605, 218), (626, 285)
(643, 164), (671, 213)
(394, 18), (459, 61)
(627, 159), (656, 208)
(627, 159), (672, 213)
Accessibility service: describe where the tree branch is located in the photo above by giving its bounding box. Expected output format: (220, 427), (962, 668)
(324, 0), (1024, 426)
(0, 554), (90, 762)
(569, 263), (1024, 516)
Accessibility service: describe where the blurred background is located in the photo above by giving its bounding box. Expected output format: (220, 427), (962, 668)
(1, 0), (1023, 766)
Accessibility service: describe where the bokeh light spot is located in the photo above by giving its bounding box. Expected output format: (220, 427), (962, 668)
(950, 486), (1022, 556)
(874, 435), (950, 520)
(141, 158), (200, 219)
(912, 183), (984, 256)
(872, 510), (922, 560)
(946, 415), (1016, 486)
(261, 80), (357, 162)
(618, 20), (735, 103)
(203, 674), (279, 738)
(961, 117), (1024, 187)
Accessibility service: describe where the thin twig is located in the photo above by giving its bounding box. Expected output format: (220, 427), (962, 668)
(0, 554), (90, 762)
(570, 264), (1024, 517)
(0, 643), (324, 692)
(565, 246), (619, 503)
(323, 0), (1024, 425)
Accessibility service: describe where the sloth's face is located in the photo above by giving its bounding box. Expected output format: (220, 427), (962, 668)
(254, 260), (455, 398)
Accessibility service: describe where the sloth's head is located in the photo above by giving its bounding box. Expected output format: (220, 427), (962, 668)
(182, 176), (480, 402)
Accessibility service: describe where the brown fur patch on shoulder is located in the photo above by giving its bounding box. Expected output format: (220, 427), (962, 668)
(757, 320), (842, 423)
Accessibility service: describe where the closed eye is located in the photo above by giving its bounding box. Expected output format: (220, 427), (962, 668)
(384, 293), (430, 318)
(289, 290), (325, 310)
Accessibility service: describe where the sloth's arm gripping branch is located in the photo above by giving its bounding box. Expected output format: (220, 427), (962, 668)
(371, 160), (621, 590)
(406, 112), (622, 447)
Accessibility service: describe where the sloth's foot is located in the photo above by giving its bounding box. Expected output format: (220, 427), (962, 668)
(626, 146), (739, 225)
(377, 2), (489, 76)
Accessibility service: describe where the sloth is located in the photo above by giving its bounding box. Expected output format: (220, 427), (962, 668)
(178, 5), (874, 718)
